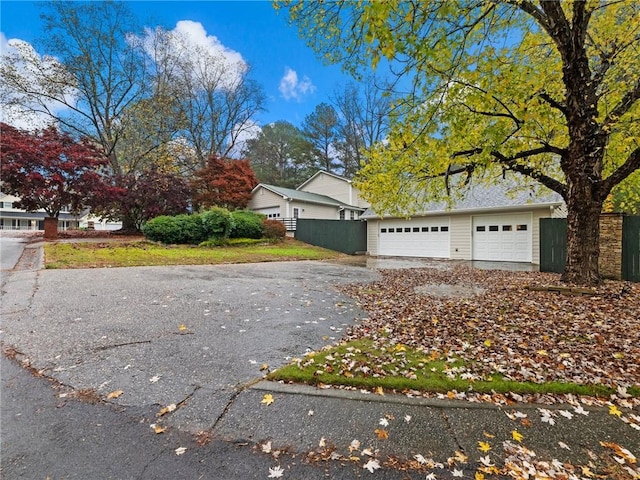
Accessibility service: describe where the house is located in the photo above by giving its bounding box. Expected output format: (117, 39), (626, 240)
(362, 181), (566, 264)
(0, 192), (121, 231)
(0, 192), (80, 231)
(247, 171), (369, 231)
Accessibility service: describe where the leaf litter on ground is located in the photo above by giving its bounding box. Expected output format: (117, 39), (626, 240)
(336, 266), (639, 400)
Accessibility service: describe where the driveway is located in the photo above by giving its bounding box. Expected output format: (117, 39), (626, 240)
(1, 233), (536, 434)
(1, 260), (382, 432)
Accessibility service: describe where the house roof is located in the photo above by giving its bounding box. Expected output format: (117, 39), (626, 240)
(296, 170), (352, 190)
(254, 184), (365, 210)
(360, 180), (564, 219)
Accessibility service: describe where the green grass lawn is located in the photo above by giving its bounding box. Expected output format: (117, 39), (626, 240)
(44, 238), (342, 268)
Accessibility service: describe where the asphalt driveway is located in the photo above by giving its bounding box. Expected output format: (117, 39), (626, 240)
(1, 260), (381, 432)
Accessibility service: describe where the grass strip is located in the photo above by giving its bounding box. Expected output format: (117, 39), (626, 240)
(268, 339), (638, 398)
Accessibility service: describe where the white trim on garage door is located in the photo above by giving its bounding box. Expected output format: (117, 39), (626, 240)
(378, 218), (450, 258)
(472, 213), (532, 262)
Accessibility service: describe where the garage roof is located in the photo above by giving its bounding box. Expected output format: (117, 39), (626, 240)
(360, 180), (564, 219)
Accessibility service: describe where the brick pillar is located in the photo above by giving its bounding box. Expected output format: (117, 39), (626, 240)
(44, 217), (59, 239)
(598, 213), (624, 280)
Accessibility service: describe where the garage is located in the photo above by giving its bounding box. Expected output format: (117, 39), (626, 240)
(472, 213), (532, 262)
(378, 218), (450, 258)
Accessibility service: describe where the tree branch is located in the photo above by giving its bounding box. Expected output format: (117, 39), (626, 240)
(603, 77), (640, 130)
(490, 148), (568, 199)
(601, 147), (640, 198)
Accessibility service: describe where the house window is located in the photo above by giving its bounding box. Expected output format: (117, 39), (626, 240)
(381, 228), (387, 233)
(431, 226), (439, 232)
(517, 224), (528, 231)
(350, 211), (355, 220)
(293, 208), (300, 218)
(404, 227), (411, 232)
(476, 226), (486, 232)
(422, 227), (429, 232)
(441, 226), (449, 232)
(489, 225), (499, 231)
(388, 228), (394, 233)
(502, 225), (513, 231)
(413, 227), (420, 232)
(339, 210), (345, 220)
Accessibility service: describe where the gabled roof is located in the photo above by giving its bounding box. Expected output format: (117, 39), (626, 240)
(296, 170), (352, 191)
(360, 180), (564, 219)
(253, 184), (364, 210)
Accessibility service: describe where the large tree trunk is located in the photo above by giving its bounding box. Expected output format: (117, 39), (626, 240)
(561, 186), (603, 285)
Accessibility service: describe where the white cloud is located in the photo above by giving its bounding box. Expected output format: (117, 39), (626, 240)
(0, 32), (72, 130)
(137, 20), (247, 91)
(279, 67), (315, 101)
(228, 119), (262, 158)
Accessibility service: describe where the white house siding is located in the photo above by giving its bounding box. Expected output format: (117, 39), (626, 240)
(301, 174), (352, 205)
(247, 188), (284, 215)
(288, 201), (338, 219)
(367, 220), (379, 255)
(450, 215), (471, 260)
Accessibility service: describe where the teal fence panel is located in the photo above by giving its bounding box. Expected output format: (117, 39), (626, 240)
(295, 219), (367, 255)
(539, 218), (567, 273)
(623, 216), (640, 282)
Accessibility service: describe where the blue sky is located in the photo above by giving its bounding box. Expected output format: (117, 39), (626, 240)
(0, 0), (355, 128)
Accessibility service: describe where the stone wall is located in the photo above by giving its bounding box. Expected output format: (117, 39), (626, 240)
(599, 213), (624, 280)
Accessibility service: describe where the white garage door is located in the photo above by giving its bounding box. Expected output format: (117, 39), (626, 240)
(472, 213), (532, 262)
(254, 207), (281, 219)
(379, 218), (450, 258)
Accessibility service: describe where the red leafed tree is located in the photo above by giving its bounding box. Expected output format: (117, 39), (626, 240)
(191, 156), (259, 210)
(93, 169), (191, 231)
(0, 122), (117, 219)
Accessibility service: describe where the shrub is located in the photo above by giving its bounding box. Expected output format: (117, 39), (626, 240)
(201, 207), (233, 239)
(142, 214), (206, 244)
(230, 210), (264, 239)
(174, 214), (207, 244)
(262, 219), (287, 239)
(143, 215), (185, 244)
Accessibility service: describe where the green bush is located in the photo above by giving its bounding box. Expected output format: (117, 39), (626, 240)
(262, 219), (287, 239)
(174, 214), (207, 244)
(201, 207), (233, 240)
(142, 214), (207, 244)
(230, 210), (264, 239)
(142, 215), (184, 244)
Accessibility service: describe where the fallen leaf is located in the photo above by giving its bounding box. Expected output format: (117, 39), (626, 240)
(483, 431), (495, 438)
(452, 468), (464, 477)
(454, 451), (468, 463)
(512, 430), (524, 442)
(106, 390), (123, 399)
(262, 441), (272, 453)
(261, 394), (275, 406)
(178, 324), (187, 331)
(260, 363), (270, 371)
(363, 458), (381, 473)
(558, 441), (571, 450)
(474, 472), (485, 480)
(374, 386), (384, 396)
(175, 446), (187, 455)
(478, 441), (491, 453)
(150, 424), (166, 434)
(349, 439), (361, 452)
(609, 405), (623, 417)
(374, 428), (388, 440)
(149, 375), (161, 383)
(157, 403), (177, 416)
(600, 442), (637, 464)
(268, 465), (284, 478)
